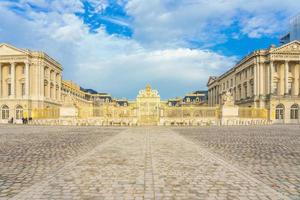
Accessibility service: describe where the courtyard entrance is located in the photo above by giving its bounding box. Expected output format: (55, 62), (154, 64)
(136, 85), (160, 125)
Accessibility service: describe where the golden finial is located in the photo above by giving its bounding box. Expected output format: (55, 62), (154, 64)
(146, 84), (151, 92)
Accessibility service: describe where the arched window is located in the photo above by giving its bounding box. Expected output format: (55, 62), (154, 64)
(1, 105), (9, 119)
(16, 105), (23, 119)
(290, 104), (299, 119)
(275, 104), (284, 120)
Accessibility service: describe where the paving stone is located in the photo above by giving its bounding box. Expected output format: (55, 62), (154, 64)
(0, 125), (299, 199)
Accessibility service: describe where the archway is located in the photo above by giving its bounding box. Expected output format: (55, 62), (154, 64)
(275, 104), (284, 123)
(1, 105), (9, 119)
(16, 105), (23, 119)
(290, 104), (299, 123)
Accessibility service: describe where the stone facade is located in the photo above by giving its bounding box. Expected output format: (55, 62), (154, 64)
(0, 43), (277, 126)
(0, 43), (62, 123)
(207, 40), (300, 124)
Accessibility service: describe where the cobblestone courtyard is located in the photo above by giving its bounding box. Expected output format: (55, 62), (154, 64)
(0, 125), (299, 200)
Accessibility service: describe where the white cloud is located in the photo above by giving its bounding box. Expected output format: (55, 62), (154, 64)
(0, 2), (237, 98)
(3, 0), (299, 98)
(125, 0), (300, 47)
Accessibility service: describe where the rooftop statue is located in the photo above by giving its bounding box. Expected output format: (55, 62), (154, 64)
(137, 84), (160, 99)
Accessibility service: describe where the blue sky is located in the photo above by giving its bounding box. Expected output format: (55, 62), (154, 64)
(0, 0), (299, 99)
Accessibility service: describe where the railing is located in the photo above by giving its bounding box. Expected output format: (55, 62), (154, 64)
(31, 108), (60, 119)
(238, 107), (268, 119)
(163, 107), (219, 118)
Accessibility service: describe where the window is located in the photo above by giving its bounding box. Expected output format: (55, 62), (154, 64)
(16, 105), (23, 119)
(21, 83), (25, 96)
(288, 65), (292, 73)
(244, 85), (247, 98)
(275, 104), (284, 120)
(251, 67), (254, 76)
(290, 104), (299, 119)
(250, 83), (254, 96)
(1, 105), (9, 119)
(226, 81), (229, 89)
(274, 82), (279, 95)
(245, 70), (247, 78)
(288, 82), (292, 95)
(9, 67), (11, 75)
(22, 66), (25, 74)
(274, 65), (278, 73)
(8, 83), (11, 96)
(230, 79), (233, 87)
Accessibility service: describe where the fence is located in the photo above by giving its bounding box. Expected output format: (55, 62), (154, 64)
(238, 107), (268, 119)
(163, 106), (220, 118)
(31, 108), (60, 119)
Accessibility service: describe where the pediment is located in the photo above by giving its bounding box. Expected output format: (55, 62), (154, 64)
(207, 76), (218, 86)
(0, 43), (28, 56)
(270, 40), (300, 54)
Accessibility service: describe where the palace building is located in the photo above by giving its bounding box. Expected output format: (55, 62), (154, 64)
(207, 40), (300, 123)
(0, 43), (112, 123)
(2, 41), (298, 125)
(0, 43), (63, 123)
(0, 43), (211, 125)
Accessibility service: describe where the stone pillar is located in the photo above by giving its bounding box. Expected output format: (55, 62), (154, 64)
(58, 74), (61, 101)
(269, 61), (274, 95)
(284, 61), (289, 95)
(208, 89), (211, 106)
(25, 62), (29, 97)
(48, 69), (51, 99)
(40, 66), (44, 99)
(10, 62), (15, 98)
(212, 88), (214, 106)
(259, 62), (264, 95)
(295, 62), (300, 96)
(254, 64), (257, 96)
(53, 72), (56, 100)
(0, 63), (2, 97)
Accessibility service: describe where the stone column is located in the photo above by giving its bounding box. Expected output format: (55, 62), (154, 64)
(58, 74), (61, 101)
(212, 88), (214, 106)
(10, 62), (15, 98)
(269, 61), (274, 95)
(296, 62), (300, 96)
(48, 69), (51, 99)
(0, 63), (2, 97)
(53, 72), (56, 100)
(208, 89), (211, 106)
(25, 62), (29, 97)
(284, 61), (289, 95)
(254, 64), (257, 96)
(40, 66), (44, 99)
(215, 87), (217, 105)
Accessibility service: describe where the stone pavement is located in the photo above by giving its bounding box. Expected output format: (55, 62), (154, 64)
(174, 126), (300, 200)
(0, 125), (299, 199)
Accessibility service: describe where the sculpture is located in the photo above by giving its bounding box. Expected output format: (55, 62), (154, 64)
(222, 91), (234, 106)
